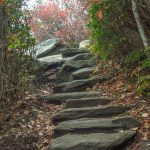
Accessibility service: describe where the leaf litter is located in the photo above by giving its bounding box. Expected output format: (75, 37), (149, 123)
(0, 79), (63, 150)
(87, 61), (150, 150)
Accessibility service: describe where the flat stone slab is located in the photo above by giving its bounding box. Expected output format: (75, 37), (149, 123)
(70, 67), (95, 80)
(37, 54), (63, 70)
(50, 131), (136, 150)
(38, 54), (62, 63)
(35, 38), (61, 58)
(62, 59), (96, 72)
(61, 48), (89, 58)
(63, 53), (93, 62)
(65, 97), (113, 108)
(53, 105), (131, 122)
(54, 75), (111, 93)
(39, 92), (102, 104)
(54, 117), (140, 137)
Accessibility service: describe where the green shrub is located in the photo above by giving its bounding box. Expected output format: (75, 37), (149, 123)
(87, 0), (135, 59)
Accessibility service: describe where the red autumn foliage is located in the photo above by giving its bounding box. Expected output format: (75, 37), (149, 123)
(29, 0), (89, 46)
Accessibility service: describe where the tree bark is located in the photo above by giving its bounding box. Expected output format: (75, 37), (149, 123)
(131, 0), (149, 48)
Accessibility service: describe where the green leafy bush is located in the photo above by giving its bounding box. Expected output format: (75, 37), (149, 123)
(0, 0), (35, 108)
(87, 0), (135, 59)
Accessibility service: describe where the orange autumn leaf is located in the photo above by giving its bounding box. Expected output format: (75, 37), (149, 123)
(83, 0), (101, 10)
(0, 0), (5, 4)
(92, 0), (100, 3)
(96, 10), (103, 20)
(83, 1), (91, 10)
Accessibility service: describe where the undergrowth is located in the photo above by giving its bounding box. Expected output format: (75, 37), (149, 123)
(87, 0), (150, 96)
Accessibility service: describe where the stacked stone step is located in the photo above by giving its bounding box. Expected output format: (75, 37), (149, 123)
(42, 91), (140, 150)
(37, 48), (140, 150)
(54, 48), (110, 93)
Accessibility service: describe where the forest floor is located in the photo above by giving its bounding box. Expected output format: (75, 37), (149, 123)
(87, 60), (150, 150)
(0, 62), (149, 150)
(0, 72), (63, 150)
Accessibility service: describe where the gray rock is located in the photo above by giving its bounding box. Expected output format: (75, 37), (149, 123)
(62, 59), (96, 72)
(38, 92), (102, 104)
(79, 40), (91, 49)
(53, 105), (131, 122)
(38, 54), (62, 63)
(55, 59), (96, 84)
(55, 70), (71, 84)
(37, 55), (63, 70)
(35, 38), (62, 58)
(54, 75), (111, 93)
(61, 48), (89, 58)
(50, 131), (136, 150)
(65, 97), (113, 108)
(54, 117), (140, 137)
(63, 53), (93, 61)
(70, 67), (95, 80)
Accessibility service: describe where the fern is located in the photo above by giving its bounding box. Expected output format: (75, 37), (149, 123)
(126, 49), (144, 65)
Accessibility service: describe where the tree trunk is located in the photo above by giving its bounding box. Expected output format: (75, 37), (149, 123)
(131, 0), (149, 48)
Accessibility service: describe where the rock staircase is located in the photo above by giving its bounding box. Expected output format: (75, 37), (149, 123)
(37, 44), (140, 150)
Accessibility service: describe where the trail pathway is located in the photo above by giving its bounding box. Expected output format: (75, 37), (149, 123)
(38, 45), (140, 150)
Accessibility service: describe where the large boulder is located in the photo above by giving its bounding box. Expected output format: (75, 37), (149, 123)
(61, 48), (89, 58)
(35, 38), (64, 58)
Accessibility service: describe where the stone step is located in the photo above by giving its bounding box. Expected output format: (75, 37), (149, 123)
(65, 97), (113, 108)
(53, 105), (131, 123)
(38, 91), (102, 104)
(54, 117), (140, 137)
(50, 131), (136, 150)
(62, 59), (96, 72)
(37, 57), (63, 71)
(61, 48), (89, 58)
(35, 38), (62, 58)
(70, 67), (96, 80)
(54, 75), (111, 93)
(63, 53), (93, 61)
